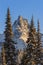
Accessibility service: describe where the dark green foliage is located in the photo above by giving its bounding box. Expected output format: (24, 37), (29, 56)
(2, 8), (17, 65)
(35, 20), (42, 65)
(28, 16), (37, 65)
(4, 8), (13, 43)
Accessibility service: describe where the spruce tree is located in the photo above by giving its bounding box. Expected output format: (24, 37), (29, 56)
(29, 16), (37, 65)
(27, 16), (37, 65)
(35, 20), (42, 65)
(2, 8), (17, 65)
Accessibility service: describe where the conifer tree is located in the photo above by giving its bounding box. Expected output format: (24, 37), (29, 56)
(2, 8), (17, 65)
(29, 16), (37, 65)
(35, 20), (42, 65)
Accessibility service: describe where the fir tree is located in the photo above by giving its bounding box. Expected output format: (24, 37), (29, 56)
(35, 20), (42, 65)
(29, 16), (37, 65)
(2, 8), (17, 65)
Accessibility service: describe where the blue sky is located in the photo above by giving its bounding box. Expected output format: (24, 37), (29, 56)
(0, 0), (43, 33)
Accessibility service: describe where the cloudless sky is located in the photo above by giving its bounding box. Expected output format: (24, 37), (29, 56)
(0, 0), (43, 34)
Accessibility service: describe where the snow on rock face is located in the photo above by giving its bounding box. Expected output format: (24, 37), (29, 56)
(13, 38), (27, 50)
(13, 16), (29, 42)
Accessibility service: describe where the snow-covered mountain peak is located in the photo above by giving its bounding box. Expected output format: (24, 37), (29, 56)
(13, 16), (29, 42)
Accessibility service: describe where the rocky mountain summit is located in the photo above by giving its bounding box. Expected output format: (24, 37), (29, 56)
(13, 16), (29, 42)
